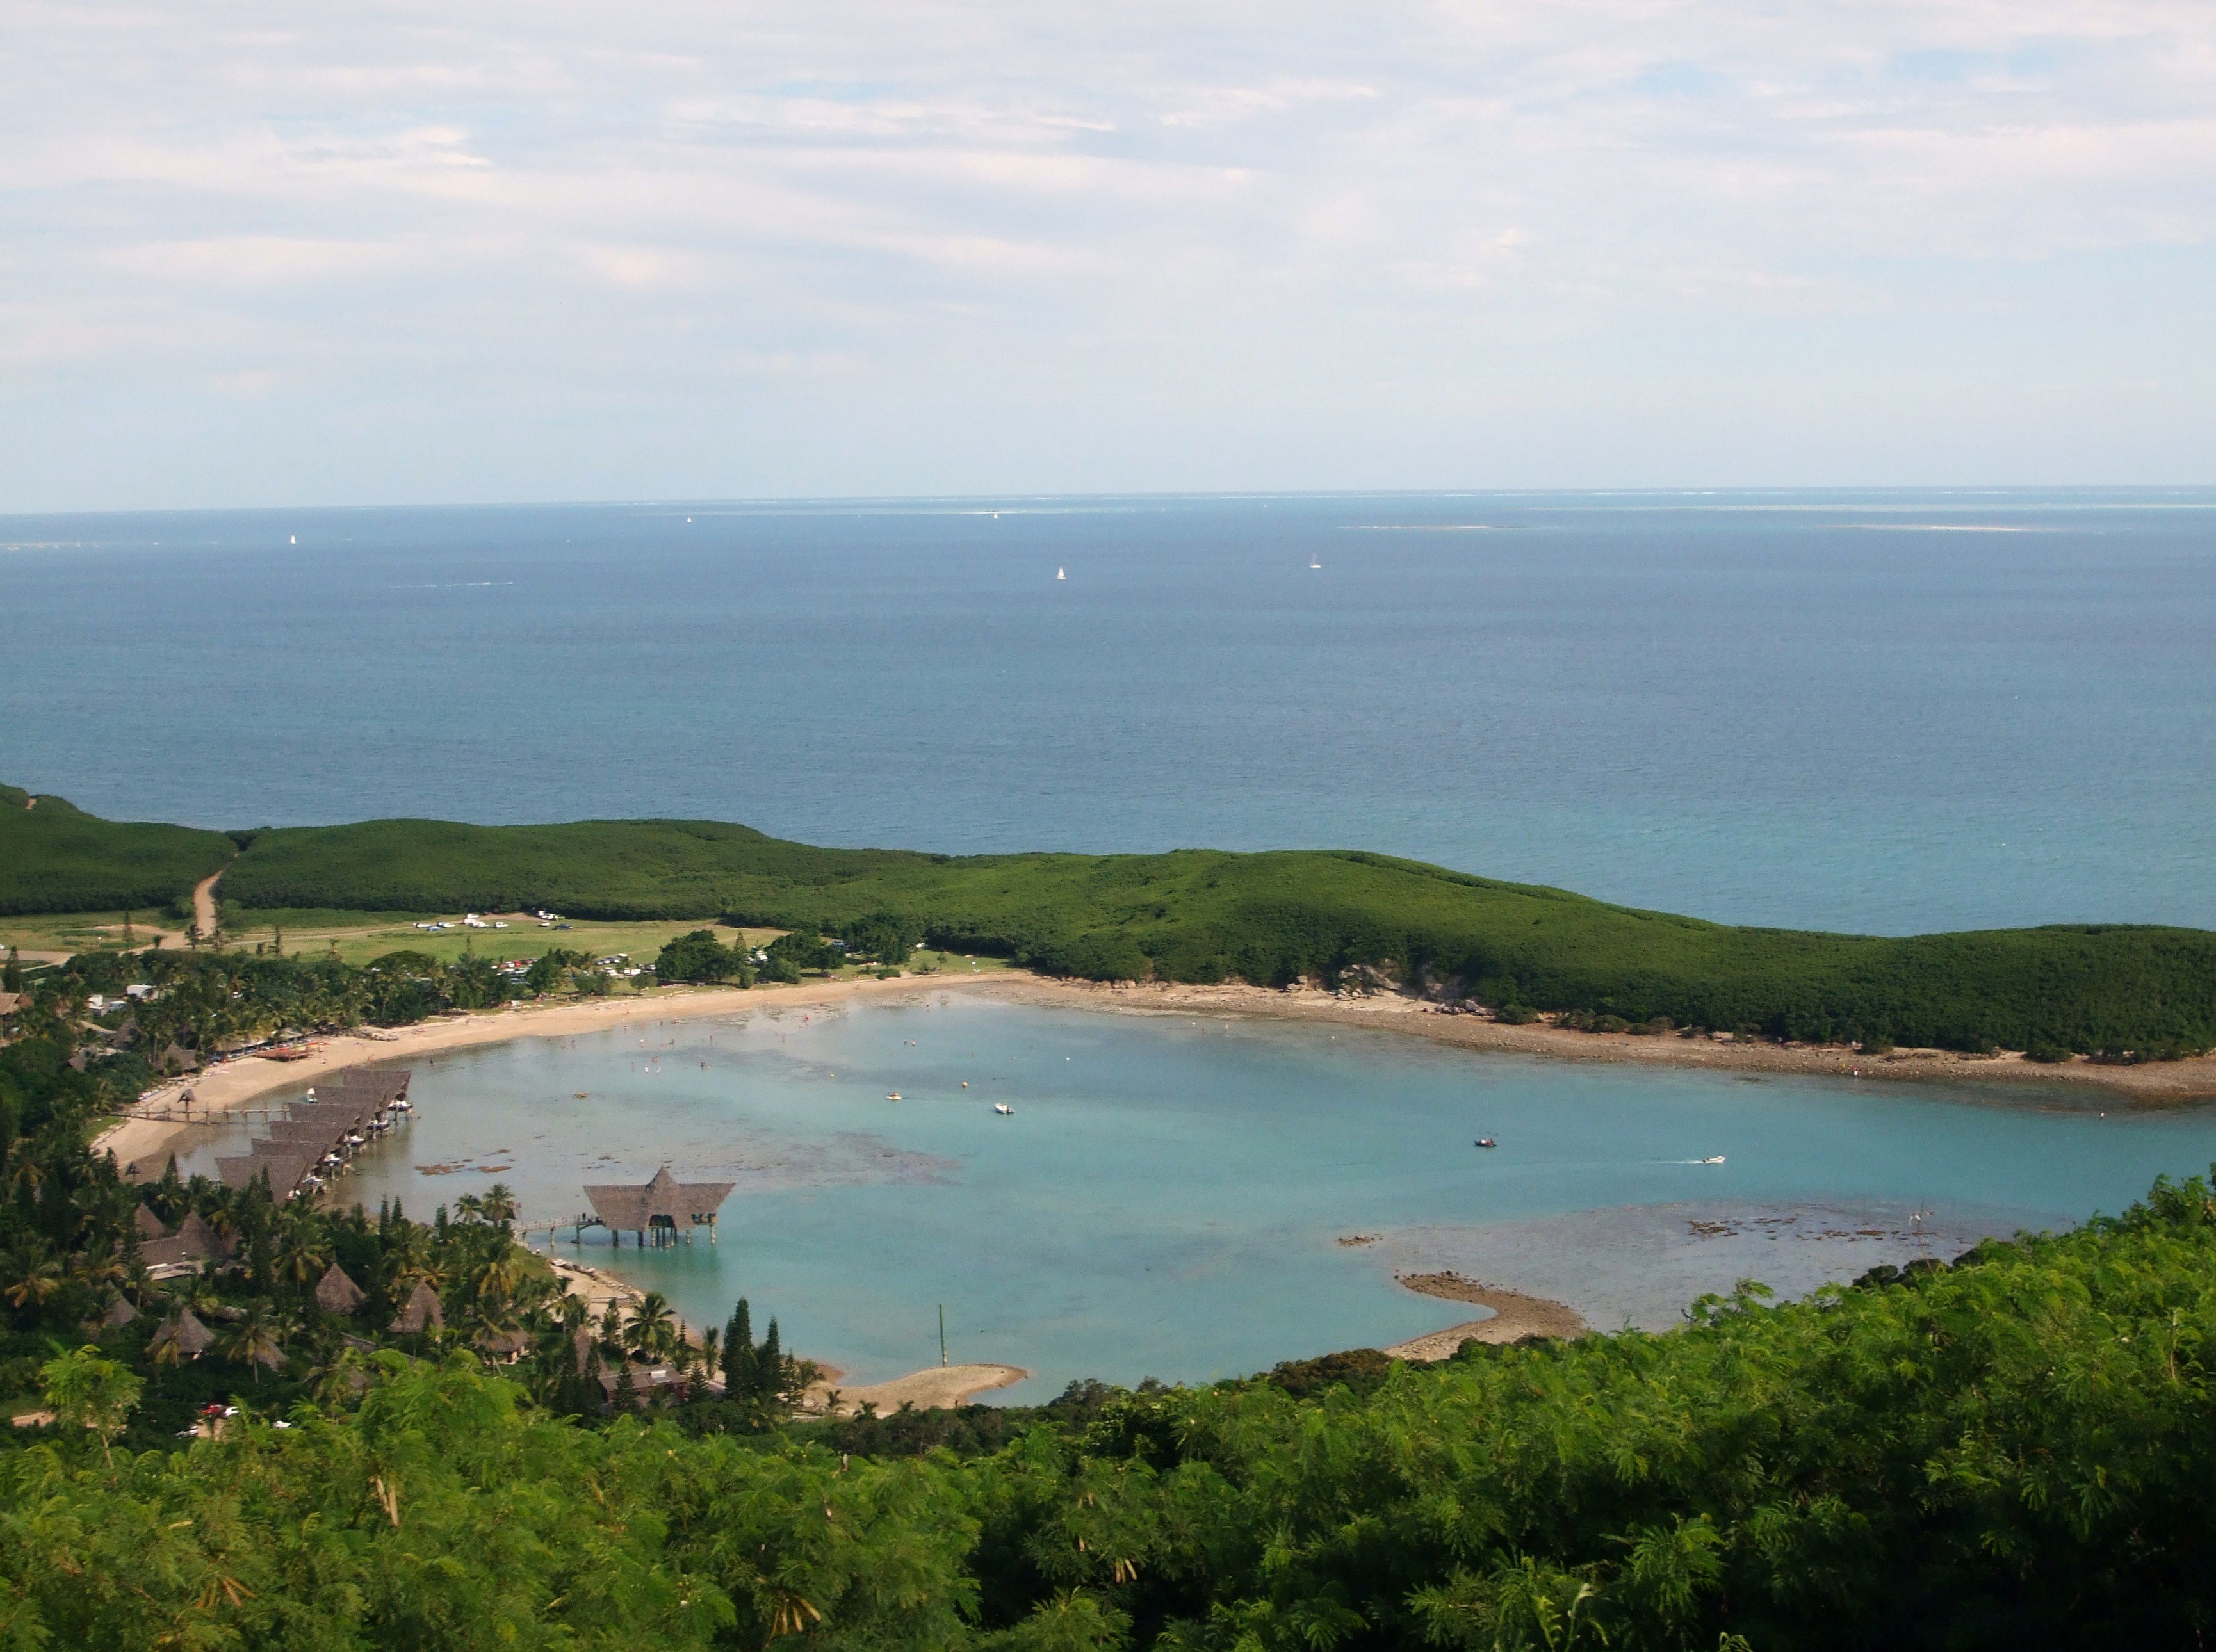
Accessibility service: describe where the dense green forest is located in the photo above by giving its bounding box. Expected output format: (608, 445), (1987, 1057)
(0, 784), (234, 917)
(4, 998), (2216, 1646)
(10, 790), (2216, 1053)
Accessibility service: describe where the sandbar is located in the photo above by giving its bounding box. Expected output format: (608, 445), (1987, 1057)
(807, 1363), (1029, 1414)
(1384, 1272), (1588, 1359)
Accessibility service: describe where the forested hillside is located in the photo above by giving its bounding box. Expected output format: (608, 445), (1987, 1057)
(11, 791), (2216, 1053)
(0, 786), (234, 916)
(223, 816), (2216, 1053)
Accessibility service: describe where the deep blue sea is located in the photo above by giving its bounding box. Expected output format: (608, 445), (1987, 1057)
(5, 489), (2214, 933)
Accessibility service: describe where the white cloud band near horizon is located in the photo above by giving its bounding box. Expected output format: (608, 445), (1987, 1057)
(3, 0), (2213, 508)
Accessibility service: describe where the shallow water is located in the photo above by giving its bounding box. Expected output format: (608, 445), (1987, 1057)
(193, 996), (2216, 1401)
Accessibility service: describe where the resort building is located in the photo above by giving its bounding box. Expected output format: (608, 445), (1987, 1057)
(580, 1165), (735, 1246)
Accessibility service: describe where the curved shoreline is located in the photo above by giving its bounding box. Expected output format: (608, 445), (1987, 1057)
(94, 965), (2216, 1176)
(1385, 1271), (1589, 1359)
(91, 972), (1013, 1174)
(982, 976), (2216, 1101)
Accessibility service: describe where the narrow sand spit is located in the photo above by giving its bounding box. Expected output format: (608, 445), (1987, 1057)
(1384, 1272), (1588, 1359)
(984, 976), (2216, 1101)
(92, 971), (1009, 1174)
(808, 1363), (1029, 1415)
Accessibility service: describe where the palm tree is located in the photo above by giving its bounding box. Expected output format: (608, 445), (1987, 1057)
(385, 1227), (441, 1292)
(9, 1151), (47, 1202)
(3, 1246), (63, 1312)
(273, 1215), (329, 1292)
(472, 1247), (525, 1310)
(222, 1307), (286, 1384)
(452, 1193), (486, 1225)
(479, 1183), (518, 1229)
(624, 1292), (678, 1363)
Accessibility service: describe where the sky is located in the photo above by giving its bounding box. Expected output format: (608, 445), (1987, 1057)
(3, 0), (2214, 508)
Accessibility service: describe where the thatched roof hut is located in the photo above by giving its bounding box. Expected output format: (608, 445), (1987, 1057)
(389, 1280), (444, 1334)
(133, 1205), (169, 1240)
(99, 1295), (138, 1329)
(477, 1326), (531, 1363)
(314, 1263), (368, 1315)
(582, 1166), (735, 1242)
(149, 1309), (213, 1360)
(179, 1210), (233, 1259)
(142, 1210), (233, 1269)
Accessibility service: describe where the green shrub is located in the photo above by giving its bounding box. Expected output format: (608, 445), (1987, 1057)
(1497, 1004), (1540, 1024)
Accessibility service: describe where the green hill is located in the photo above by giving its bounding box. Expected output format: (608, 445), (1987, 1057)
(12, 789), (2214, 1054)
(0, 784), (234, 917)
(218, 814), (2216, 1055)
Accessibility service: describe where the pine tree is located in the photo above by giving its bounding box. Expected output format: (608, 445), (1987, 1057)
(756, 1318), (781, 1404)
(613, 1361), (637, 1411)
(599, 1298), (623, 1351)
(724, 1299), (753, 1391)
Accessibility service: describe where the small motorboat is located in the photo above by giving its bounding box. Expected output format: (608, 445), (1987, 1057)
(1476, 1137), (1496, 1149)
(993, 1103), (1014, 1116)
(1702, 1155), (1726, 1165)
(886, 1092), (902, 1101)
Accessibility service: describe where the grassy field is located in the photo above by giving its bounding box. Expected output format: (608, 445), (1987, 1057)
(10, 792), (2215, 1053)
(5, 899), (1006, 982)
(0, 910), (179, 956)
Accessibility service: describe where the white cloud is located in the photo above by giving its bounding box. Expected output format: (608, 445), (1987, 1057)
(0, 0), (2211, 504)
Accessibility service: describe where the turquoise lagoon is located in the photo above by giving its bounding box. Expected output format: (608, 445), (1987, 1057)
(216, 993), (2216, 1402)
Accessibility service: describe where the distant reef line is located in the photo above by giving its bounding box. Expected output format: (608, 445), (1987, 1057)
(5, 782), (2214, 1058)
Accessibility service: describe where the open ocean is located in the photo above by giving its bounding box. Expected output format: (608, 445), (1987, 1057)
(4, 488), (2214, 932)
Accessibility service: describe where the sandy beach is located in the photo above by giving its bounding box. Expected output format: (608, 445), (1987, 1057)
(984, 976), (2216, 1101)
(92, 970), (1014, 1176)
(1384, 1272), (1590, 1359)
(806, 1363), (1030, 1414)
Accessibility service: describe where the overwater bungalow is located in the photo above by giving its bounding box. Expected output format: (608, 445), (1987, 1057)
(581, 1165), (735, 1247)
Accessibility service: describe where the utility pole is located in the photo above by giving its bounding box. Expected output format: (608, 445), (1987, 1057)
(938, 1303), (947, 1366)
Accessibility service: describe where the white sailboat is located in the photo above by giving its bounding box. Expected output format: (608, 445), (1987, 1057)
(1055, 567), (1066, 580)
